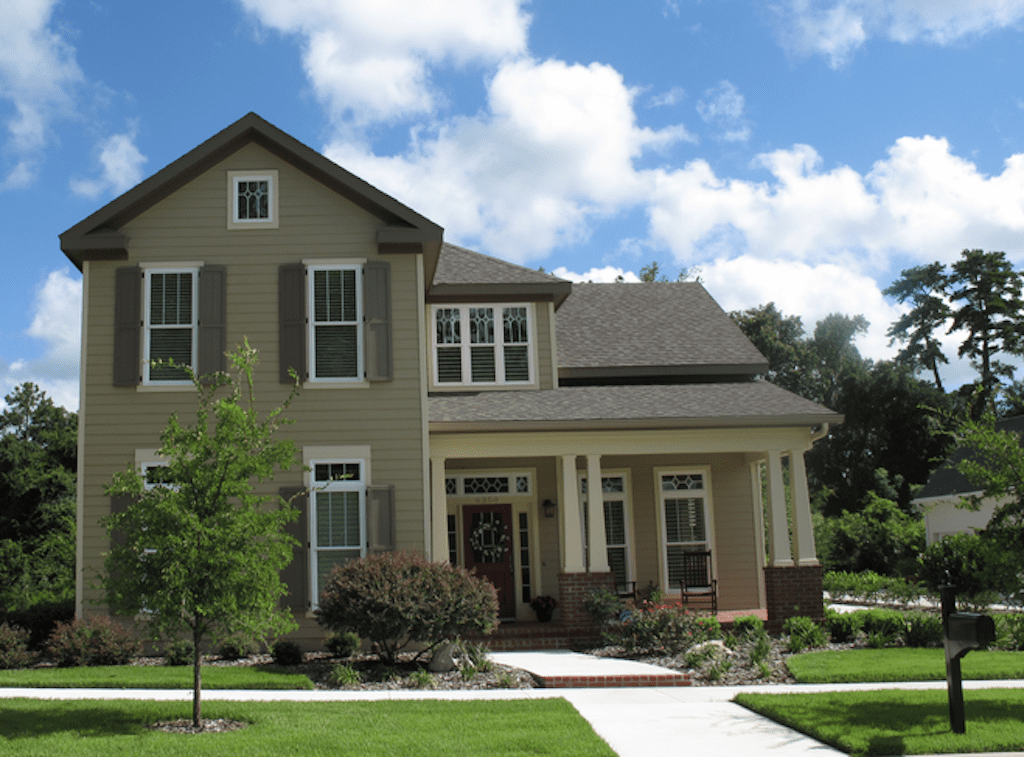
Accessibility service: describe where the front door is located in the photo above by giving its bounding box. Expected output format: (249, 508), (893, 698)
(463, 504), (516, 618)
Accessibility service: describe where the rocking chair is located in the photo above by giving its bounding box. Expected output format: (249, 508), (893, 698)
(677, 550), (717, 614)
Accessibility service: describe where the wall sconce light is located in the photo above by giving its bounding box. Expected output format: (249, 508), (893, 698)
(542, 499), (557, 518)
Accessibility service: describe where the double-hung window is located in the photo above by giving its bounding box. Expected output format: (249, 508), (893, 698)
(310, 461), (365, 600)
(659, 471), (711, 590)
(433, 304), (532, 386)
(580, 475), (632, 592)
(144, 268), (198, 384)
(308, 264), (362, 381)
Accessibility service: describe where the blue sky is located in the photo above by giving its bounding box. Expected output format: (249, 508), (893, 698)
(4, 0), (1024, 410)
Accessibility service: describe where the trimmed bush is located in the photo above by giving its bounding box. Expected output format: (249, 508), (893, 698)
(217, 635), (254, 660)
(44, 616), (140, 667)
(824, 608), (862, 643)
(731, 615), (765, 638)
(860, 609), (906, 641)
(0, 623), (34, 669)
(783, 616), (826, 653)
(903, 611), (943, 648)
(604, 604), (720, 655)
(163, 639), (194, 666)
(1, 599), (74, 650)
(271, 639), (304, 666)
(995, 612), (1024, 650)
(584, 589), (624, 622)
(315, 551), (499, 665)
(325, 631), (361, 658)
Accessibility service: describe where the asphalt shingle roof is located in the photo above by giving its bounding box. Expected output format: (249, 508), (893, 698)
(432, 243), (568, 287)
(915, 415), (1024, 499)
(429, 380), (840, 429)
(556, 283), (768, 375)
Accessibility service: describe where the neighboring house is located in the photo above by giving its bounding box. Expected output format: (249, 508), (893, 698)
(914, 415), (1024, 546)
(61, 113), (843, 648)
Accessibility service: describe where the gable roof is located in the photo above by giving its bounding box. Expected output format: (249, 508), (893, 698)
(428, 243), (573, 307)
(556, 282), (769, 381)
(429, 379), (841, 432)
(59, 112), (444, 275)
(915, 415), (1024, 500)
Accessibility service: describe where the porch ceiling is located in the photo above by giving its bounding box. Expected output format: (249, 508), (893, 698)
(428, 380), (842, 434)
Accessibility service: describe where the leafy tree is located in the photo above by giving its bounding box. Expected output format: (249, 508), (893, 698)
(730, 303), (814, 397)
(816, 489), (924, 576)
(103, 343), (299, 728)
(638, 260), (702, 283)
(0, 383), (77, 611)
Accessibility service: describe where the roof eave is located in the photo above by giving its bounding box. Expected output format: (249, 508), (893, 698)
(427, 281), (574, 306)
(429, 413), (844, 434)
(557, 362), (768, 380)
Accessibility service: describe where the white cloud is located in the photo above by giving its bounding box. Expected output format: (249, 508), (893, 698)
(1, 268), (81, 410)
(772, 0), (1024, 68)
(552, 265), (641, 283)
(696, 80), (751, 143)
(0, 0), (84, 187)
(324, 57), (692, 261)
(239, 0), (530, 123)
(648, 86), (687, 108)
(69, 128), (147, 199)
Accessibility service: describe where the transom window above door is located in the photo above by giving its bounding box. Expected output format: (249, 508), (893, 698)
(444, 473), (531, 496)
(432, 304), (533, 387)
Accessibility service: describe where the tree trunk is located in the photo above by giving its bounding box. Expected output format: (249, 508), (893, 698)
(192, 624), (202, 729)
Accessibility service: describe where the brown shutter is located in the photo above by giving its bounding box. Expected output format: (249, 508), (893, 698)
(197, 265), (227, 379)
(109, 494), (135, 550)
(279, 264), (307, 383)
(366, 484), (396, 553)
(113, 266), (142, 386)
(363, 261), (392, 382)
(279, 487), (309, 612)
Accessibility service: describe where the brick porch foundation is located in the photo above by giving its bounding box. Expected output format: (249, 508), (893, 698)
(764, 564), (824, 630)
(556, 572), (615, 647)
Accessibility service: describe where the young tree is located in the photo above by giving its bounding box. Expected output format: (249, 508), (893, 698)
(103, 342), (299, 728)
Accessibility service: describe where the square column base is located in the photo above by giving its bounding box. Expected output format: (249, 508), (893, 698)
(557, 572), (614, 645)
(764, 564), (824, 630)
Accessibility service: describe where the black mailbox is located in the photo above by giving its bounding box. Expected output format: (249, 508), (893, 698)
(948, 613), (996, 649)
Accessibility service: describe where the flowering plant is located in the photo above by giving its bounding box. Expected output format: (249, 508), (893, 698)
(530, 595), (558, 613)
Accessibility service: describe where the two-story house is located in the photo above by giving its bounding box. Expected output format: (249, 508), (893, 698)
(61, 113), (841, 648)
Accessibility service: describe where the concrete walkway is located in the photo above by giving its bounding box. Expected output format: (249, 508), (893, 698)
(3, 651), (1024, 757)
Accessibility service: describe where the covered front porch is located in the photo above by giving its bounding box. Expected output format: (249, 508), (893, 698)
(428, 420), (831, 643)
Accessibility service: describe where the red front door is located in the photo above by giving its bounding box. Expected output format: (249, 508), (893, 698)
(463, 504), (516, 618)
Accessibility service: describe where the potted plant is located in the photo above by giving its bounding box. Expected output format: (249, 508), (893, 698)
(530, 595), (558, 622)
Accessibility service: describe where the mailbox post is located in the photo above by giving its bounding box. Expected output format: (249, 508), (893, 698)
(940, 585), (996, 734)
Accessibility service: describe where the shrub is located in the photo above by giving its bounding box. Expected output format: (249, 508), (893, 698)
(731, 615), (765, 638)
(824, 608), (862, 643)
(315, 551), (499, 665)
(995, 612), (1024, 650)
(783, 616), (826, 653)
(325, 631), (361, 658)
(918, 533), (1008, 608)
(584, 589), (624, 622)
(216, 635), (254, 660)
(163, 639), (194, 666)
(44, 616), (140, 667)
(904, 612), (943, 648)
(271, 639), (304, 666)
(749, 633), (772, 666)
(604, 605), (720, 655)
(823, 570), (927, 608)
(860, 609), (906, 642)
(0, 623), (34, 669)
(329, 663), (362, 687)
(408, 668), (435, 689)
(1, 599), (74, 651)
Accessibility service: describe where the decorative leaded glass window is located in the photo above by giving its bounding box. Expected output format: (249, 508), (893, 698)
(309, 265), (362, 381)
(237, 179), (269, 220)
(228, 171), (278, 228)
(431, 304), (532, 386)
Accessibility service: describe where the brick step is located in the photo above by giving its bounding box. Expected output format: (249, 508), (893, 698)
(531, 672), (692, 688)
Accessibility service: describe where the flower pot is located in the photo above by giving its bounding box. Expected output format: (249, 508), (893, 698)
(535, 608), (553, 623)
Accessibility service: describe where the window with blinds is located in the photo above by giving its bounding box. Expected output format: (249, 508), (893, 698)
(309, 264), (362, 381)
(432, 304), (533, 386)
(310, 460), (365, 600)
(144, 268), (197, 384)
(660, 472), (710, 589)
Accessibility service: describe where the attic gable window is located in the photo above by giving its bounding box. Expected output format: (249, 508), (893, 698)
(432, 304), (533, 387)
(227, 170), (279, 229)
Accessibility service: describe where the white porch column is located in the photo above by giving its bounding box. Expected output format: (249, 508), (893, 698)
(788, 450), (819, 566)
(430, 457), (449, 563)
(560, 454), (585, 572)
(586, 454), (610, 573)
(765, 450), (794, 567)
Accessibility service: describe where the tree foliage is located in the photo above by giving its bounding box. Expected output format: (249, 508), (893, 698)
(103, 342), (299, 728)
(816, 489), (924, 576)
(0, 383), (77, 611)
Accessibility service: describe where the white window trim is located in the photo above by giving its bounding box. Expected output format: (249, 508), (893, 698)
(578, 470), (634, 588)
(655, 467), (715, 596)
(227, 170), (279, 229)
(305, 447), (371, 606)
(142, 266), (199, 386)
(307, 262), (364, 384)
(431, 303), (536, 388)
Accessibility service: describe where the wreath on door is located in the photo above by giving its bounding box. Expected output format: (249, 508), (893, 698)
(469, 521), (509, 563)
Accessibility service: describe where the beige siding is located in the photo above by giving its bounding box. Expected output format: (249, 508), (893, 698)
(79, 144), (427, 646)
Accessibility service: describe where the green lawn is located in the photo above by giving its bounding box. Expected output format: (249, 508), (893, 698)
(736, 688), (1024, 756)
(0, 665), (314, 690)
(0, 698), (614, 757)
(788, 648), (1024, 683)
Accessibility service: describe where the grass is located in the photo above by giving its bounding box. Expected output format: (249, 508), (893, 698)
(736, 688), (1024, 756)
(0, 665), (314, 690)
(0, 698), (615, 756)
(787, 648), (1024, 683)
